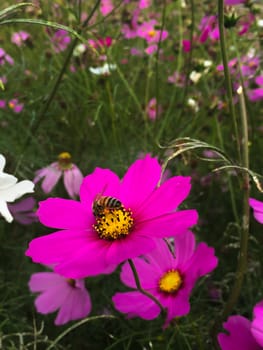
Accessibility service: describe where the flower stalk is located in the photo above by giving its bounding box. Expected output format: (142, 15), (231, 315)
(128, 259), (166, 317)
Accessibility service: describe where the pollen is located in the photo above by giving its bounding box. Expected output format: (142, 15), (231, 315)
(159, 269), (182, 294)
(94, 207), (134, 241)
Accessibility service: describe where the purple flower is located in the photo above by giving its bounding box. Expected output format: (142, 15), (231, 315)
(112, 231), (218, 327)
(11, 31), (31, 47)
(34, 152), (83, 198)
(26, 155), (198, 279)
(7, 197), (37, 225)
(50, 30), (71, 53)
(0, 48), (14, 66)
(8, 98), (24, 113)
(218, 301), (263, 349)
(249, 198), (263, 224)
(29, 271), (91, 325)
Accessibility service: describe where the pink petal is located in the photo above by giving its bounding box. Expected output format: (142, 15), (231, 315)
(26, 229), (92, 264)
(120, 155), (161, 210)
(54, 239), (117, 278)
(29, 272), (65, 292)
(120, 257), (160, 289)
(40, 166), (62, 193)
(249, 198), (263, 224)
(174, 231), (196, 267)
(55, 287), (91, 325)
(135, 176), (192, 221)
(218, 315), (261, 350)
(112, 291), (160, 320)
(105, 234), (157, 265)
(63, 166), (83, 198)
(136, 209), (198, 238)
(37, 198), (91, 229)
(34, 283), (70, 314)
(144, 238), (174, 272)
(251, 301), (263, 347)
(80, 168), (120, 207)
(162, 292), (191, 326)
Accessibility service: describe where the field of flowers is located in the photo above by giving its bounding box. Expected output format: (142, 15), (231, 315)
(0, 0), (263, 349)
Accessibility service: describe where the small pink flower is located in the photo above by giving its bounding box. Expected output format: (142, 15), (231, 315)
(0, 48), (14, 65)
(26, 155), (198, 279)
(139, 0), (151, 9)
(50, 30), (71, 53)
(7, 197), (37, 225)
(11, 31), (31, 47)
(137, 21), (168, 44)
(112, 231), (218, 327)
(167, 71), (186, 86)
(146, 98), (162, 120)
(8, 98), (24, 113)
(100, 0), (113, 16)
(0, 100), (6, 109)
(29, 270), (91, 325)
(34, 152), (83, 198)
(218, 301), (263, 349)
(121, 9), (140, 39)
(249, 198), (263, 224)
(182, 39), (191, 52)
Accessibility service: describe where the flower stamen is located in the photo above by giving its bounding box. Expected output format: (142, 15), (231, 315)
(58, 152), (73, 170)
(94, 207), (133, 241)
(159, 269), (182, 293)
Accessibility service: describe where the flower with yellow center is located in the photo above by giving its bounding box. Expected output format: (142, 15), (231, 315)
(148, 29), (156, 38)
(159, 269), (182, 293)
(58, 152), (73, 170)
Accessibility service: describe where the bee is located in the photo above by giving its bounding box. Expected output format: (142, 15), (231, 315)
(92, 195), (122, 217)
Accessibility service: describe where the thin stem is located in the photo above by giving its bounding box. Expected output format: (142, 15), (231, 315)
(128, 259), (166, 317)
(217, 0), (241, 164)
(14, 0), (101, 173)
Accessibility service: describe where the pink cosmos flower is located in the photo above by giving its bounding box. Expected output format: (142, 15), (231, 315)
(249, 198), (263, 224)
(121, 9), (140, 39)
(7, 197), (37, 225)
(0, 48), (14, 65)
(139, 0), (151, 9)
(146, 98), (162, 121)
(100, 0), (113, 16)
(11, 31), (31, 47)
(218, 301), (263, 349)
(29, 270), (91, 325)
(112, 231), (218, 327)
(137, 20), (168, 44)
(50, 30), (71, 53)
(34, 152), (83, 198)
(248, 76), (263, 102)
(167, 71), (186, 86)
(8, 98), (24, 113)
(26, 155), (198, 279)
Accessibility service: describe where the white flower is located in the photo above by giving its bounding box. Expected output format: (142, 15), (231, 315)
(89, 63), (116, 76)
(0, 154), (34, 223)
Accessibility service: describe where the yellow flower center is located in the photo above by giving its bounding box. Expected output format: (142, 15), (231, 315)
(94, 207), (134, 241)
(8, 102), (15, 109)
(159, 269), (182, 293)
(58, 152), (73, 170)
(148, 29), (156, 38)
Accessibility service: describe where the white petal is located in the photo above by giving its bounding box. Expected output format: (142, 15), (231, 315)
(0, 173), (17, 190)
(0, 154), (6, 172)
(0, 180), (34, 202)
(0, 200), (13, 222)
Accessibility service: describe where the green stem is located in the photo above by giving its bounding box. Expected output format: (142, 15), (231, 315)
(128, 259), (166, 317)
(217, 0), (241, 164)
(14, 0), (101, 173)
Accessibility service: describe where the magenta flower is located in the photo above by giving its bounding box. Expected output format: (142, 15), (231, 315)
(11, 31), (31, 47)
(0, 48), (14, 65)
(218, 301), (263, 349)
(7, 197), (37, 225)
(100, 0), (113, 16)
(249, 198), (263, 224)
(50, 30), (71, 53)
(29, 271), (91, 325)
(137, 20), (168, 45)
(112, 231), (218, 327)
(8, 98), (24, 113)
(26, 155), (198, 279)
(146, 98), (162, 121)
(34, 152), (83, 198)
